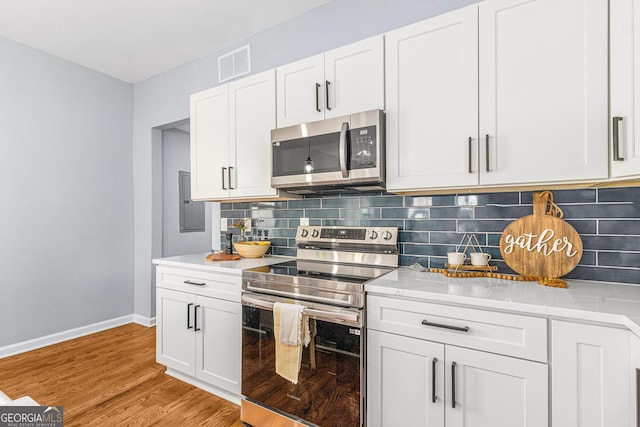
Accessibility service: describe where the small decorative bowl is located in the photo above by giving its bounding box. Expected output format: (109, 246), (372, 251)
(233, 241), (271, 258)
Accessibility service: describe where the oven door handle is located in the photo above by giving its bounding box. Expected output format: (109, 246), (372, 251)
(245, 283), (353, 307)
(241, 294), (360, 325)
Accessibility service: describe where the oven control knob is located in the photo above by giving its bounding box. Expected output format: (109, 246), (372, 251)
(300, 229), (309, 238)
(368, 231), (379, 240)
(311, 229), (320, 238)
(382, 231), (393, 241)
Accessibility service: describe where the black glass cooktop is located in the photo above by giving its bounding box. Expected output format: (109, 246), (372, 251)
(247, 260), (393, 285)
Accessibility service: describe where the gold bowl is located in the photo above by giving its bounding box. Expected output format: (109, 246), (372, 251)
(233, 241), (271, 258)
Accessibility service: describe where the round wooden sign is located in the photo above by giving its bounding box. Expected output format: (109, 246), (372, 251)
(499, 192), (583, 278)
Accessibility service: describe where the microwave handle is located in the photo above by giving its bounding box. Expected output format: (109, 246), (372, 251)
(339, 122), (349, 178)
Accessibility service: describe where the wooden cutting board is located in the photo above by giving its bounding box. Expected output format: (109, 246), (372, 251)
(499, 191), (582, 278)
(205, 252), (241, 261)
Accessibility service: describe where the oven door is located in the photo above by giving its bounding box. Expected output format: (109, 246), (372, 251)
(241, 293), (363, 427)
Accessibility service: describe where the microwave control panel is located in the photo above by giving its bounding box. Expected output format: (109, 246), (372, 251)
(350, 125), (377, 169)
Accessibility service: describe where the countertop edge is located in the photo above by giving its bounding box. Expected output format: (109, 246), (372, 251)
(366, 273), (640, 339)
(152, 254), (294, 274)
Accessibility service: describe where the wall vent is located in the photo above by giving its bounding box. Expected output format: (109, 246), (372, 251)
(218, 44), (251, 83)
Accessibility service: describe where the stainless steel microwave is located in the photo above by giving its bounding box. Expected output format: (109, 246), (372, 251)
(271, 109), (385, 194)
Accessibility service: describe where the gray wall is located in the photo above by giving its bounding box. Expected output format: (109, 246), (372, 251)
(0, 37), (134, 346)
(133, 0), (479, 319)
(161, 128), (212, 257)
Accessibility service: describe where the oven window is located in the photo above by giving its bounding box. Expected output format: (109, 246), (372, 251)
(242, 305), (361, 427)
(272, 133), (343, 177)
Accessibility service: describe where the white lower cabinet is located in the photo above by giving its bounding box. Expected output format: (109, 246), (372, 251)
(368, 330), (445, 427)
(445, 345), (547, 427)
(194, 295), (241, 391)
(367, 295), (548, 427)
(156, 267), (242, 398)
(632, 334), (640, 427)
(551, 320), (632, 427)
(157, 288), (197, 374)
(368, 330), (547, 427)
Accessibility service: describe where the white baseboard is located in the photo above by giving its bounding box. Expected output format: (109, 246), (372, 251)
(165, 369), (241, 405)
(133, 314), (156, 327)
(0, 315), (135, 359)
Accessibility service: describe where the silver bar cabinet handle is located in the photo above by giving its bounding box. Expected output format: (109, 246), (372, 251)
(422, 319), (469, 333)
(613, 117), (624, 161)
(221, 167), (227, 190)
(468, 137), (473, 173)
(325, 80), (331, 110)
(315, 83), (321, 112)
(432, 357), (438, 403)
(228, 166), (234, 189)
(485, 134), (490, 172)
(339, 122), (349, 178)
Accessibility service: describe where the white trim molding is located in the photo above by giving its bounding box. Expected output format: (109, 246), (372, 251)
(164, 369), (241, 405)
(0, 315), (134, 359)
(133, 314), (156, 327)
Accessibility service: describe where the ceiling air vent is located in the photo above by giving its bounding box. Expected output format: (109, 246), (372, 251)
(218, 44), (251, 83)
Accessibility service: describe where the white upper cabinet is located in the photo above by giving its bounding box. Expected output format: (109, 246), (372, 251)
(478, 0), (608, 186)
(324, 36), (385, 119)
(190, 69), (278, 201)
(385, 5), (479, 191)
(190, 85), (229, 200)
(228, 71), (277, 199)
(277, 35), (384, 128)
(276, 54), (325, 127)
(610, 0), (640, 179)
(386, 0), (608, 192)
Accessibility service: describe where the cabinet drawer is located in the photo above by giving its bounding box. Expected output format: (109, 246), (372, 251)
(367, 296), (547, 362)
(156, 266), (241, 302)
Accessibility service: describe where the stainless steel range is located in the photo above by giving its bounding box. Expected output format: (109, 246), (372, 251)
(240, 225), (398, 427)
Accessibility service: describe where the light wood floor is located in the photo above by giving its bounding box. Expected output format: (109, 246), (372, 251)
(0, 323), (242, 426)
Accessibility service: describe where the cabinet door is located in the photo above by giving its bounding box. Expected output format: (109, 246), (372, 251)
(276, 54), (324, 127)
(385, 5), (479, 191)
(551, 320), (631, 427)
(632, 334), (640, 427)
(446, 346), (548, 427)
(478, 0), (608, 185)
(195, 295), (242, 394)
(228, 69), (277, 199)
(324, 35), (384, 119)
(156, 288), (196, 376)
(610, 0), (640, 178)
(367, 330), (445, 427)
(190, 85), (230, 200)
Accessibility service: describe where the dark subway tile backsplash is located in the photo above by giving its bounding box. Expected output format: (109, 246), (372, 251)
(220, 187), (640, 285)
(599, 220), (640, 235)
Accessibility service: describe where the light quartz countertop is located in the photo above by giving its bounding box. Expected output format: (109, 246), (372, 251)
(152, 253), (293, 275)
(365, 267), (640, 338)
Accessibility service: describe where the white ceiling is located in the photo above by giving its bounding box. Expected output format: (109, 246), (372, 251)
(0, 0), (333, 83)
